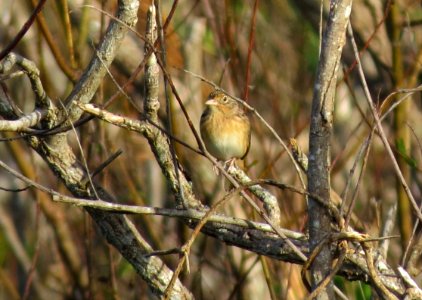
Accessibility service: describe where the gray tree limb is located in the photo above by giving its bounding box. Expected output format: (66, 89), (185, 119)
(307, 1), (353, 299)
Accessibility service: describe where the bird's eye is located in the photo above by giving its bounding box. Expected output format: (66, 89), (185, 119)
(222, 96), (228, 103)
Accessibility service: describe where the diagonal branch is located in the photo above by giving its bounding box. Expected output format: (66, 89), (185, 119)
(1, 1), (193, 298)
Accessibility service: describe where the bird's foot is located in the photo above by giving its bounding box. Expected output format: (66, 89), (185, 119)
(211, 158), (235, 175)
(223, 158), (237, 170)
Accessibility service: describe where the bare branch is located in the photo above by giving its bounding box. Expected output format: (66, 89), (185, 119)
(307, 1), (352, 298)
(0, 109), (47, 132)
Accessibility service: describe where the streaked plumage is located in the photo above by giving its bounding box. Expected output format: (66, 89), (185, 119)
(200, 91), (251, 163)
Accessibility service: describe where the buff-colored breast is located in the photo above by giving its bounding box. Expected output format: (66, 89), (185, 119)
(200, 108), (251, 161)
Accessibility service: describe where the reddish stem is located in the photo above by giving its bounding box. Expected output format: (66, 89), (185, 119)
(0, 0), (47, 61)
(243, 0), (260, 102)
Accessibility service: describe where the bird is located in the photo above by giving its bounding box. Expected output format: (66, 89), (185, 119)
(200, 90), (251, 168)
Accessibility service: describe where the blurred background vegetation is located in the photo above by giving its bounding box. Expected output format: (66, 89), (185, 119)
(1, 0), (422, 299)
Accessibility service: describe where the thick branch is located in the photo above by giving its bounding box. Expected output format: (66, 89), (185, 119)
(0, 1), (193, 298)
(63, 0), (139, 123)
(74, 102), (409, 297)
(307, 1), (352, 299)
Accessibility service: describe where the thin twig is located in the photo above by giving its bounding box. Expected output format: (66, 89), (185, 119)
(344, 129), (373, 229)
(59, 101), (100, 199)
(243, 0), (259, 101)
(144, 248), (183, 258)
(0, 0), (47, 61)
(348, 24), (422, 222)
(154, 0), (185, 213)
(0, 185), (30, 192)
(402, 123), (422, 266)
(52, 193), (302, 238)
(362, 243), (398, 300)
(59, 0), (76, 68)
(89, 149), (123, 180)
(305, 241), (347, 300)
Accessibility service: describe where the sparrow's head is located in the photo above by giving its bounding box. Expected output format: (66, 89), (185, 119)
(205, 90), (241, 114)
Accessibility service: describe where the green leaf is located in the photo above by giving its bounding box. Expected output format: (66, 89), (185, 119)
(355, 282), (372, 300)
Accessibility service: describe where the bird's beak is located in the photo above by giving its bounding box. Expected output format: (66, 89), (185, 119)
(205, 99), (218, 106)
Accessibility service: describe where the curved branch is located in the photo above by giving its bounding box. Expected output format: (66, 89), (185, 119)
(0, 1), (193, 298)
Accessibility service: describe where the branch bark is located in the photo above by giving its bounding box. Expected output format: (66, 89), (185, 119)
(2, 1), (419, 298)
(307, 1), (353, 298)
(0, 1), (193, 298)
(69, 102), (408, 297)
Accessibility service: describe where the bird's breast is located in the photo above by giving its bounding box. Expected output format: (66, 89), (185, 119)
(200, 112), (250, 161)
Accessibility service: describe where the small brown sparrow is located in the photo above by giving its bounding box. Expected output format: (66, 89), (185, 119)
(200, 90), (251, 167)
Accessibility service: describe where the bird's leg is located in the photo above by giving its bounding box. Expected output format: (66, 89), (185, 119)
(211, 158), (235, 175)
(224, 158), (237, 170)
